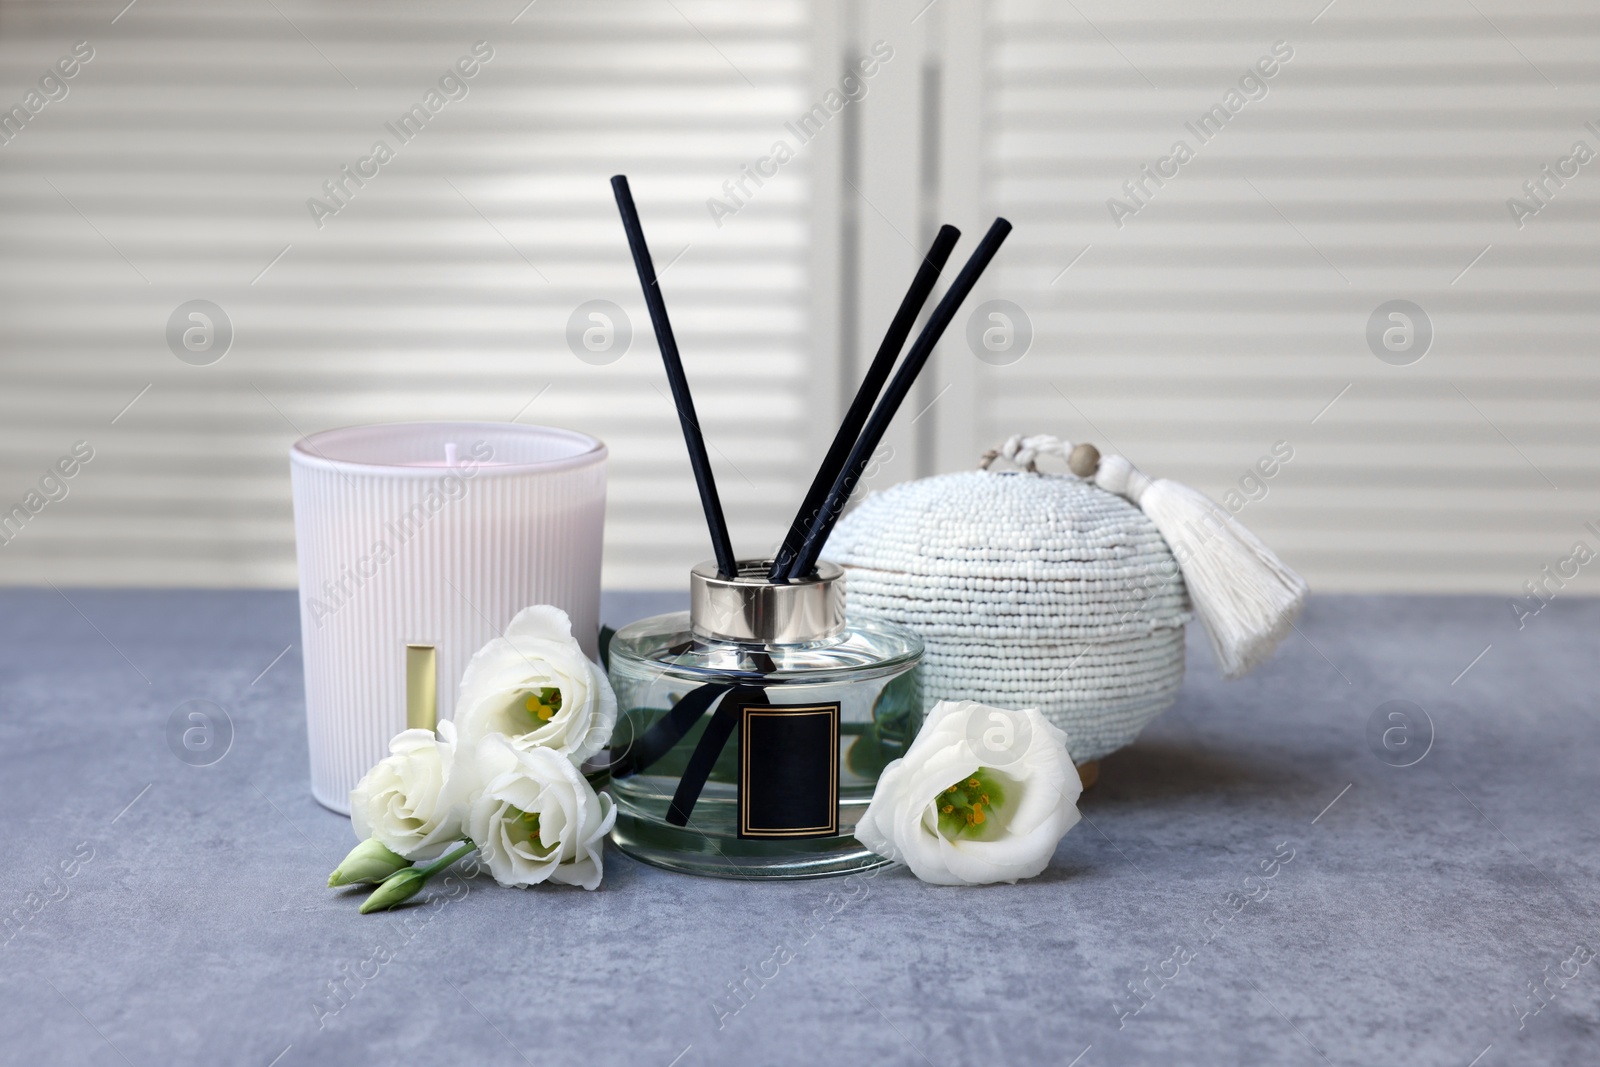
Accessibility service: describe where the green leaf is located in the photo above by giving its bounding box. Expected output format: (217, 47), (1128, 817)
(846, 729), (889, 778)
(869, 669), (923, 758)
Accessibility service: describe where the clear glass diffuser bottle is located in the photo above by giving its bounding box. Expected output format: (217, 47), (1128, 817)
(605, 559), (923, 878)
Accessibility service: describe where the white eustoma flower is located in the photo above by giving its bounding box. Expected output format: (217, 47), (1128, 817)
(855, 700), (1082, 886)
(349, 720), (462, 861)
(454, 605), (616, 766)
(466, 734), (616, 890)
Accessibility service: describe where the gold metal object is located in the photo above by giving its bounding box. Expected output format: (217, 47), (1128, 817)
(405, 643), (438, 731)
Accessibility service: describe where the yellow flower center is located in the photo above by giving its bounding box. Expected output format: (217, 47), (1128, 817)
(936, 768), (1008, 840)
(508, 805), (553, 856)
(523, 686), (563, 722)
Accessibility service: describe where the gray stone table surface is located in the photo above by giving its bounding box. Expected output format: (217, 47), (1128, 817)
(2, 589), (1598, 1067)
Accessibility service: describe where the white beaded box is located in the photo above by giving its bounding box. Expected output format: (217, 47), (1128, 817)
(821, 469), (1190, 762)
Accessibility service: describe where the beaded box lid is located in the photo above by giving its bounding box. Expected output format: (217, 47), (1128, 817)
(821, 469), (1190, 763)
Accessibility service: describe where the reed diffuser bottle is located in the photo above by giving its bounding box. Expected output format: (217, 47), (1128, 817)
(606, 559), (923, 878)
(604, 174), (1008, 878)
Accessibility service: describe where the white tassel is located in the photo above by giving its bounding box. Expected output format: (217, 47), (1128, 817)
(992, 435), (1307, 679)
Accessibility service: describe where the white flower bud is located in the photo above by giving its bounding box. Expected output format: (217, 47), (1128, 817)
(359, 867), (426, 914)
(328, 838), (410, 887)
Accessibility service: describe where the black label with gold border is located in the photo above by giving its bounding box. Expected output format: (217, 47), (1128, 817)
(737, 702), (840, 839)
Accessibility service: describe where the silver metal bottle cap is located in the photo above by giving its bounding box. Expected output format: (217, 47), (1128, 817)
(689, 558), (845, 645)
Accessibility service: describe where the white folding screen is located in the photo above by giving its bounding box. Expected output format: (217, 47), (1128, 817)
(947, 0), (1600, 592)
(2, 0), (1596, 594)
(0, 0), (829, 589)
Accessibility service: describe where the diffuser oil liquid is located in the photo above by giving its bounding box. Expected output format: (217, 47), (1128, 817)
(605, 575), (922, 879)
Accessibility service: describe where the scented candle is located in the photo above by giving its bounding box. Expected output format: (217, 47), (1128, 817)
(290, 421), (606, 813)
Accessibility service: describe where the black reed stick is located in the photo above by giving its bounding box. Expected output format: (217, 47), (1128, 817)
(788, 217), (1013, 579)
(768, 224), (962, 583)
(611, 175), (738, 578)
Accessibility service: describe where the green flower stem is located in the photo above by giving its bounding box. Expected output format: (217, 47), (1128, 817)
(417, 840), (477, 879)
(359, 840), (478, 914)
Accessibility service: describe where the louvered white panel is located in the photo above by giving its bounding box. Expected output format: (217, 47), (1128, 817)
(0, 0), (821, 590)
(9, 0), (1595, 596)
(965, 0), (1600, 592)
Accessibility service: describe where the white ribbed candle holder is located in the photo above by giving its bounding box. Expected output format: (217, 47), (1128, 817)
(290, 422), (606, 813)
